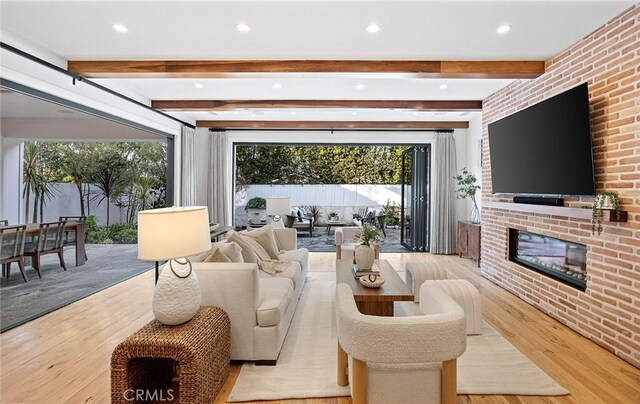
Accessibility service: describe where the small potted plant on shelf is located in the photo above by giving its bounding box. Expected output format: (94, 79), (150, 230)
(354, 225), (382, 270)
(592, 191), (621, 235)
(454, 167), (481, 224)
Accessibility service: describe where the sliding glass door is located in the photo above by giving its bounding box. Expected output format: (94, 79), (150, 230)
(400, 146), (431, 251)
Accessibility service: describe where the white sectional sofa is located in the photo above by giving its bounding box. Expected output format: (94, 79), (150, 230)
(192, 228), (308, 365)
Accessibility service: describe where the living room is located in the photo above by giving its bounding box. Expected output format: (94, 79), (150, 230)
(1, 1), (639, 403)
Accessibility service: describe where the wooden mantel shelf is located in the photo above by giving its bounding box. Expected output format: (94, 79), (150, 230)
(483, 201), (628, 222)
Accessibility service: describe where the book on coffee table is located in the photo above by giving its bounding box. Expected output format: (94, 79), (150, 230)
(352, 263), (380, 278)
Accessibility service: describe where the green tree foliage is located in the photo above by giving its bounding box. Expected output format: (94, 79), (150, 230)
(22, 141), (167, 225)
(236, 145), (406, 186)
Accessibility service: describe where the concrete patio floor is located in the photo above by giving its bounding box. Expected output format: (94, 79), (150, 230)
(1, 244), (152, 332)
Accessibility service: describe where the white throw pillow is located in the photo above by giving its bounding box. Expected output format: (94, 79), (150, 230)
(244, 225), (280, 259)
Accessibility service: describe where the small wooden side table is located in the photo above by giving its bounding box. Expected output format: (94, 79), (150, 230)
(111, 307), (230, 404)
(458, 221), (481, 267)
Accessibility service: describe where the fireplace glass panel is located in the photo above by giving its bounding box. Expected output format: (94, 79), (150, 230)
(509, 229), (587, 291)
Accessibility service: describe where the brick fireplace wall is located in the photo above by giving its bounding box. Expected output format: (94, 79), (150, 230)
(481, 4), (639, 367)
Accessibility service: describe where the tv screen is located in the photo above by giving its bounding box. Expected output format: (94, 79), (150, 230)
(488, 83), (595, 196)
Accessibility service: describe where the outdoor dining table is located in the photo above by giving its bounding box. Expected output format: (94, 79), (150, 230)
(0, 220), (87, 267)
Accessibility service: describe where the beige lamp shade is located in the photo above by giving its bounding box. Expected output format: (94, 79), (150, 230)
(266, 197), (291, 216)
(138, 206), (211, 261)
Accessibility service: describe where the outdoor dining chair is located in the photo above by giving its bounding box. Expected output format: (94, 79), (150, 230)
(59, 216), (88, 261)
(24, 220), (68, 277)
(1, 225), (28, 282)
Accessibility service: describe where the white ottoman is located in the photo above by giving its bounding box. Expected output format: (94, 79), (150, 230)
(420, 279), (482, 335)
(405, 261), (448, 302)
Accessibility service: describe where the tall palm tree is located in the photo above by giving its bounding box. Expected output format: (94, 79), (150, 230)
(92, 162), (129, 226)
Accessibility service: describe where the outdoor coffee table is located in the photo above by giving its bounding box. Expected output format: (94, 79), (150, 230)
(336, 259), (413, 316)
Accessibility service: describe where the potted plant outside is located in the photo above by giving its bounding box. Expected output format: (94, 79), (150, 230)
(245, 197), (267, 223)
(592, 191), (621, 235)
(454, 167), (481, 224)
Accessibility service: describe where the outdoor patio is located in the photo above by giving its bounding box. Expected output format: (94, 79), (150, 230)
(0, 244), (152, 332)
(298, 226), (405, 253)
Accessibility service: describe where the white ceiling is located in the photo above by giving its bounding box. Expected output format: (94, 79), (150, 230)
(0, 0), (633, 123)
(0, 89), (163, 140)
(97, 78), (514, 100)
(0, 0), (634, 60)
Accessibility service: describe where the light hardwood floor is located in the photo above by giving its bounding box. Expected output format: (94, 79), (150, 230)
(1, 252), (639, 404)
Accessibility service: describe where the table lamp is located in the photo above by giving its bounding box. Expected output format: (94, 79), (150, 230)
(138, 206), (211, 325)
(266, 197), (291, 229)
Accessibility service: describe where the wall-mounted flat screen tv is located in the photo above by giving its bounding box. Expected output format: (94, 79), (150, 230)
(488, 83), (595, 196)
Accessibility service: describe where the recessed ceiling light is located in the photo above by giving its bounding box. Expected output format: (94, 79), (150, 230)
(496, 24), (511, 34)
(111, 24), (128, 33)
(290, 111), (297, 116)
(194, 83), (203, 89)
(208, 111), (218, 116)
(367, 23), (380, 33)
(435, 112), (445, 116)
(273, 83), (282, 89)
(412, 111), (419, 116)
(233, 111), (240, 115)
(236, 23), (250, 32)
(352, 111), (358, 116)
(356, 83), (365, 90)
(439, 84), (448, 90)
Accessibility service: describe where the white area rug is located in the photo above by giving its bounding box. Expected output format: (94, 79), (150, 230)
(227, 272), (569, 402)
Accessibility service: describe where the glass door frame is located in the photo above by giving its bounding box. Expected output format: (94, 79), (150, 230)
(400, 145), (431, 251)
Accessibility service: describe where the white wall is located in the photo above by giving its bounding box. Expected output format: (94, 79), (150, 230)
(194, 129), (472, 227)
(465, 115), (483, 218)
(37, 183), (121, 226)
(0, 136), (24, 223)
(239, 184), (401, 207)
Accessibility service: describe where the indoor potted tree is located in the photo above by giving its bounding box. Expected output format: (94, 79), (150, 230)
(455, 167), (481, 224)
(354, 224), (382, 270)
(592, 191), (621, 235)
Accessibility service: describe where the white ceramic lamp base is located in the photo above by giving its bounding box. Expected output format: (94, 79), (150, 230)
(270, 216), (286, 229)
(153, 259), (201, 325)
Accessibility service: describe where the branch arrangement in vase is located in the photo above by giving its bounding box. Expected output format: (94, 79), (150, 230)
(454, 167), (481, 224)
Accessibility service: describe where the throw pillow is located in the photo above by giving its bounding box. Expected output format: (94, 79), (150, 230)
(204, 241), (244, 263)
(227, 231), (271, 263)
(227, 232), (260, 263)
(240, 235), (271, 261)
(188, 243), (219, 262)
(244, 225), (280, 259)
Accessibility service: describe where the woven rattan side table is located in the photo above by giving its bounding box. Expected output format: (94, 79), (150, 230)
(111, 306), (230, 404)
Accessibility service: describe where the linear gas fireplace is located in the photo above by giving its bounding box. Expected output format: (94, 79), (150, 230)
(509, 229), (587, 291)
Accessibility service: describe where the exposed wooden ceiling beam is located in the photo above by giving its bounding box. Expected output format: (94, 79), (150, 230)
(195, 120), (469, 129)
(68, 60), (544, 79)
(153, 100), (482, 111)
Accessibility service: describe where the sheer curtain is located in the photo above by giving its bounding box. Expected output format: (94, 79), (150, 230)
(430, 131), (458, 254)
(208, 130), (229, 225)
(180, 125), (197, 206)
